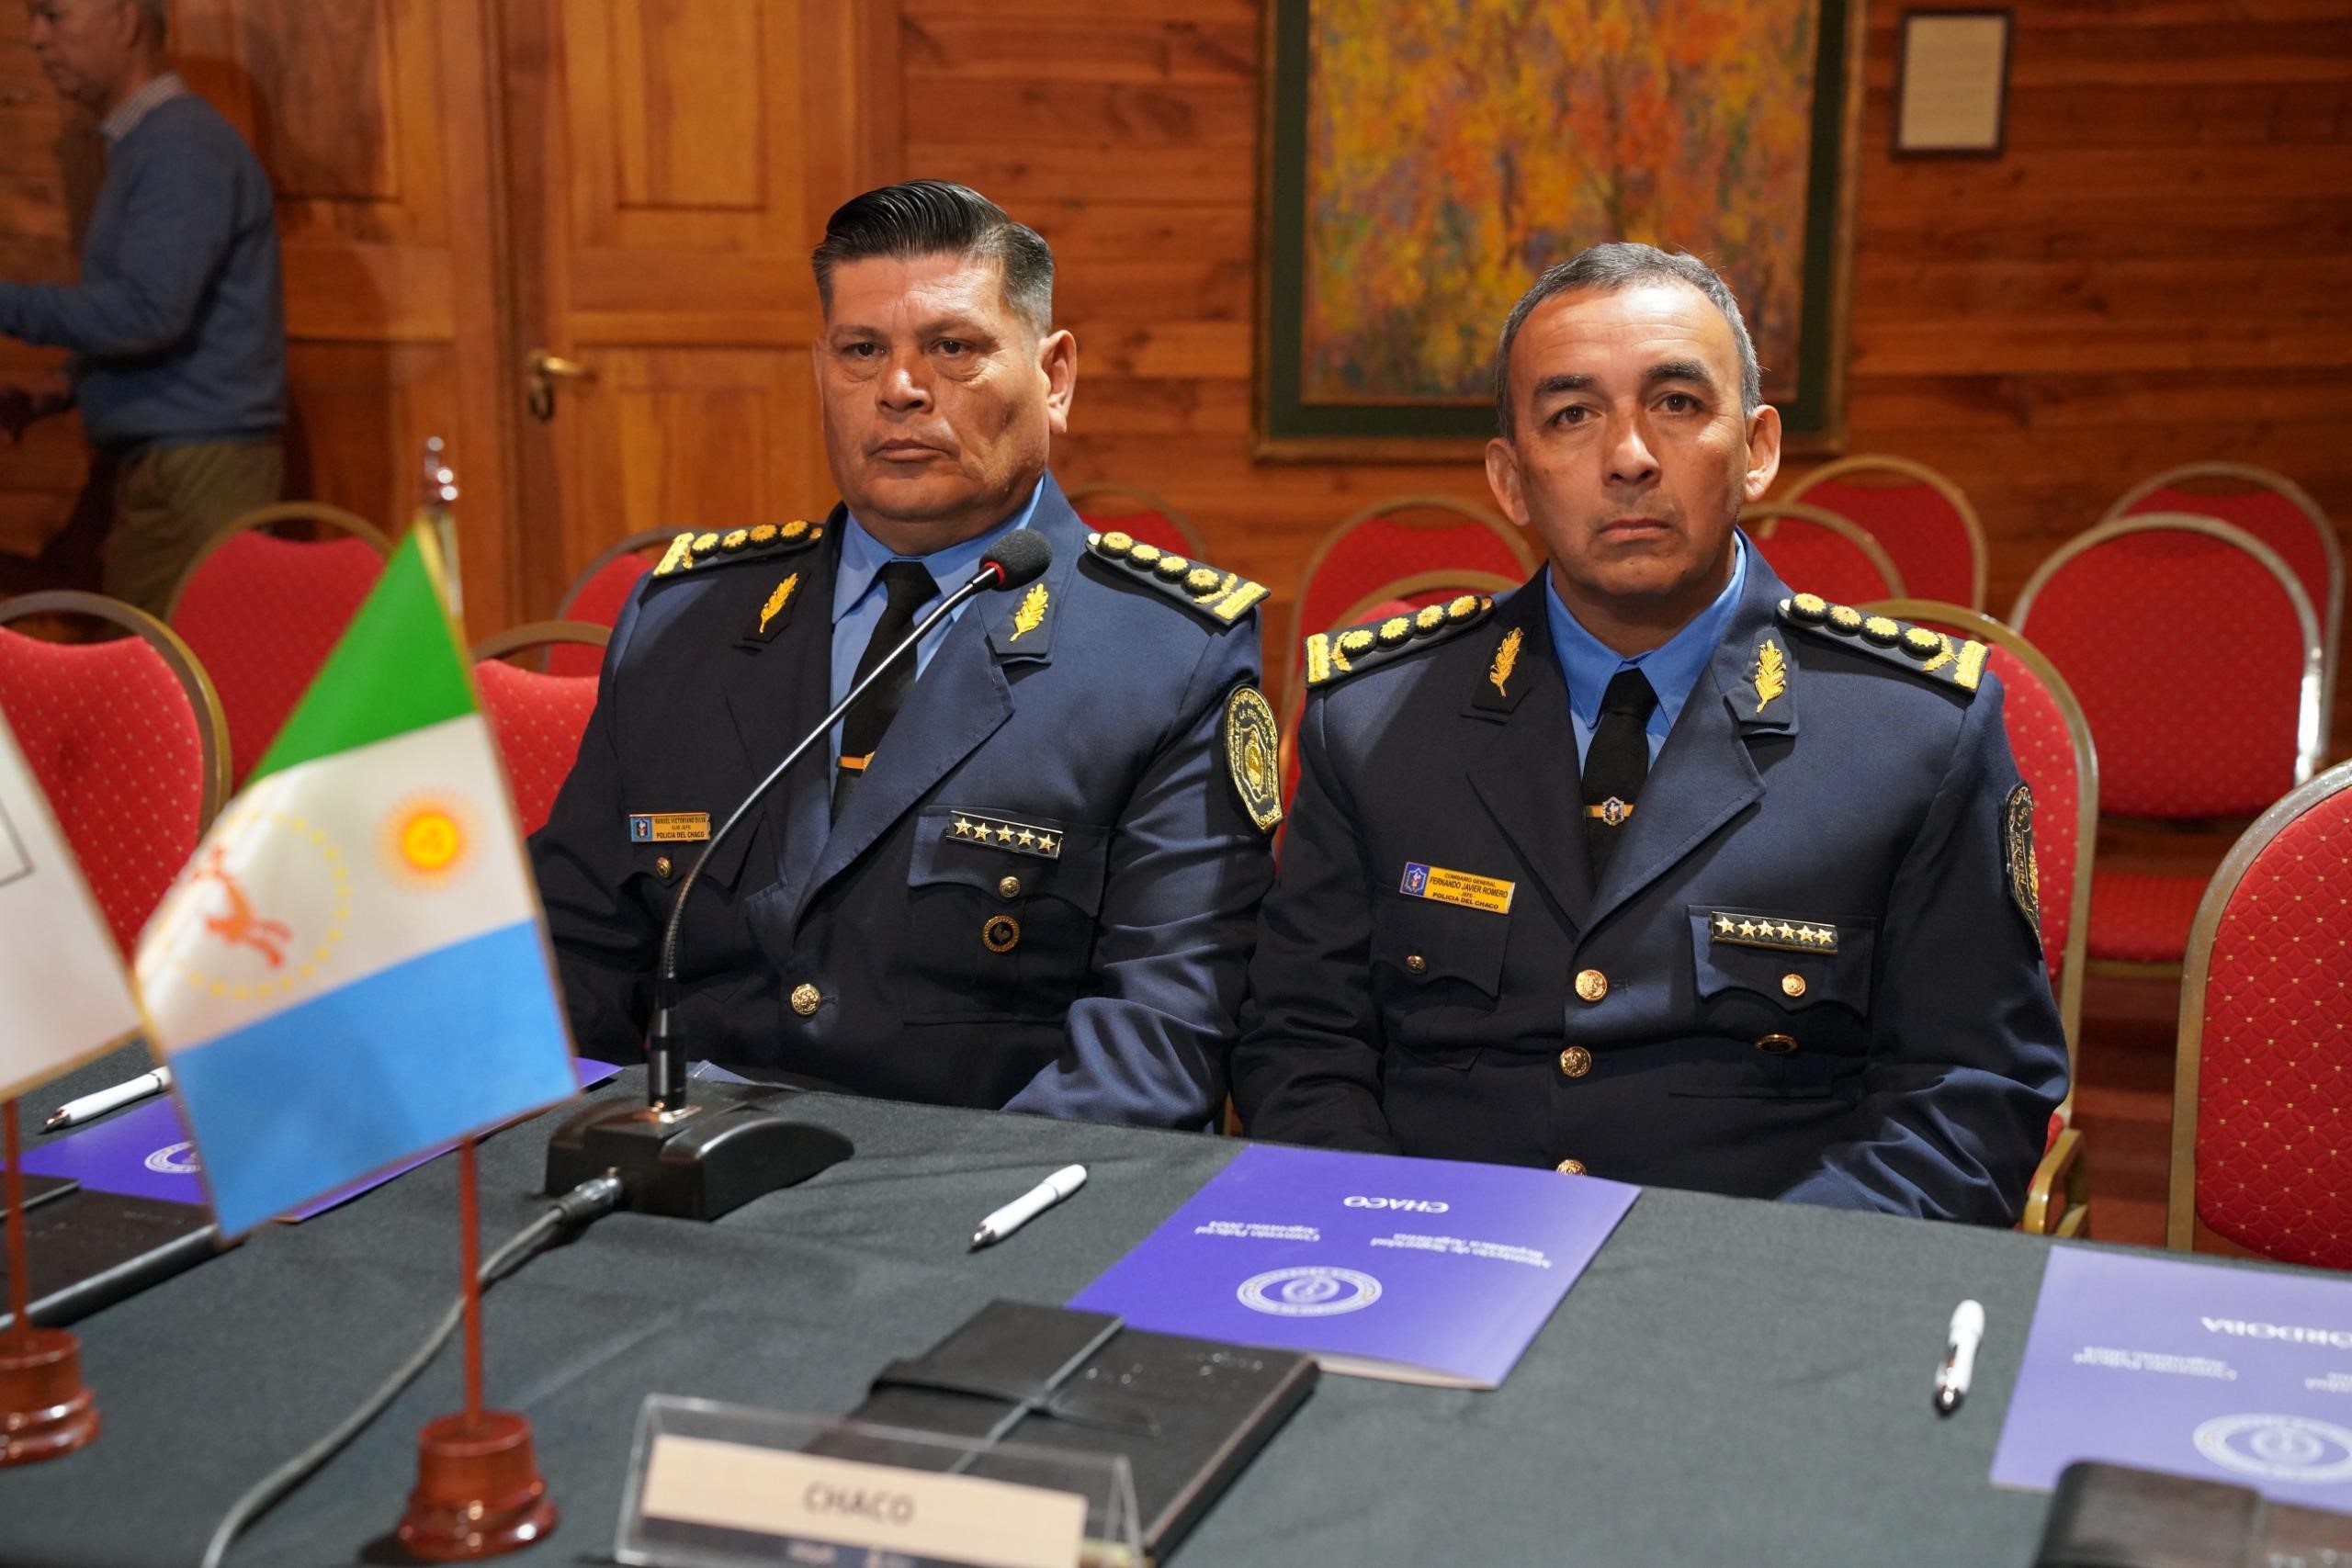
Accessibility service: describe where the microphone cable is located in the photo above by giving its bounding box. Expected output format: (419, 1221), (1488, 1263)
(197, 1172), (626, 1568)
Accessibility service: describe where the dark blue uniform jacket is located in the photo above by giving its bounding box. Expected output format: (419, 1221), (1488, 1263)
(531, 476), (1272, 1127)
(1233, 549), (2068, 1223)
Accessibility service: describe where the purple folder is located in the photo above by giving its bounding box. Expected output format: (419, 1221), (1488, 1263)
(1070, 1144), (1638, 1388)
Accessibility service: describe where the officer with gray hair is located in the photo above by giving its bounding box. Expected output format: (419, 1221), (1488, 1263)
(1234, 243), (2067, 1224)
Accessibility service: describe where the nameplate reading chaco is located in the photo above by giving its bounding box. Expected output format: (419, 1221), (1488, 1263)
(1399, 862), (1515, 916)
(1707, 912), (1838, 954)
(633, 1433), (1085, 1568)
(628, 812), (710, 844)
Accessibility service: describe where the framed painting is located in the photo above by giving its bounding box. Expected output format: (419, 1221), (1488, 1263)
(1257, 0), (1867, 460)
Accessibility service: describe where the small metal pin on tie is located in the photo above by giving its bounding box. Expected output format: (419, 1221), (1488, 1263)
(1935, 1299), (1984, 1416)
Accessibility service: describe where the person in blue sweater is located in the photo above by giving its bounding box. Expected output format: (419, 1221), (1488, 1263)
(2, 0), (285, 615)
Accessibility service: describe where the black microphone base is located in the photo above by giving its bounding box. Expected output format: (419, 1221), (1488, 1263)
(543, 1088), (853, 1221)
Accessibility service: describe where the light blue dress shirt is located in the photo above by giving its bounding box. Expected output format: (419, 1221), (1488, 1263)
(1544, 533), (1748, 766)
(829, 480), (1042, 761)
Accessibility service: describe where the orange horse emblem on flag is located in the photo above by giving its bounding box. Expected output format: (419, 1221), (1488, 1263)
(194, 844), (293, 967)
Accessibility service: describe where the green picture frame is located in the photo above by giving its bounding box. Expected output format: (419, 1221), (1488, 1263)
(1256, 0), (1867, 461)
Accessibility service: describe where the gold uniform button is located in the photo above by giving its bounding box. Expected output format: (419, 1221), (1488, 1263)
(789, 983), (821, 1017)
(654, 855), (673, 878)
(1781, 973), (1807, 998)
(1555, 1158), (1587, 1175)
(1558, 1045), (1593, 1079)
(1405, 954), (1427, 974)
(982, 915), (1022, 953)
(997, 874), (1023, 900)
(1574, 968), (1609, 1003)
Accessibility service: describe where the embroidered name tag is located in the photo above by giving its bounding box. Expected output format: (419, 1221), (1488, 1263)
(1708, 912), (1838, 953)
(1399, 862), (1515, 916)
(944, 812), (1063, 859)
(628, 812), (711, 843)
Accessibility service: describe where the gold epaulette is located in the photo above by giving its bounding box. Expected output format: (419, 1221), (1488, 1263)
(650, 519), (827, 580)
(1083, 530), (1267, 626)
(1775, 593), (1986, 697)
(1306, 593), (1497, 688)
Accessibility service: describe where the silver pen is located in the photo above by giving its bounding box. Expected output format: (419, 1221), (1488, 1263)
(43, 1066), (171, 1132)
(1935, 1299), (1984, 1415)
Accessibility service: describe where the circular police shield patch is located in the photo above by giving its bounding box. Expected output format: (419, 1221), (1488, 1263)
(1223, 684), (1283, 833)
(2193, 1414), (2352, 1483)
(1237, 1266), (1383, 1317)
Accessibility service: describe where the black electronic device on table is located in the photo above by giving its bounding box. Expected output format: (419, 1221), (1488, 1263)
(0, 1177), (217, 1333)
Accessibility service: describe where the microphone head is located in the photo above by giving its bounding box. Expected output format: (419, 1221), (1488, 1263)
(983, 529), (1052, 590)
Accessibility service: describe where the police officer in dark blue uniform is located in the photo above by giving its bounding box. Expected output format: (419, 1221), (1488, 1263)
(1232, 244), (2066, 1222)
(532, 182), (1281, 1128)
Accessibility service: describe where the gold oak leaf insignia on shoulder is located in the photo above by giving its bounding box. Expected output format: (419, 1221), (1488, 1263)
(1082, 530), (1267, 626)
(1774, 593), (1987, 697)
(651, 518), (827, 580)
(1305, 592), (1497, 688)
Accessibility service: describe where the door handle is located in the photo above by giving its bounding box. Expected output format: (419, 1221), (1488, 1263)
(526, 350), (595, 421)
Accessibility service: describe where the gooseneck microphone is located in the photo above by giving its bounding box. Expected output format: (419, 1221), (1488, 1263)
(643, 526), (1053, 1110)
(544, 527), (1054, 1220)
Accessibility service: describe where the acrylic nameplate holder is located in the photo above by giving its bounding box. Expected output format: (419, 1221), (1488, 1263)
(615, 1394), (1144, 1568)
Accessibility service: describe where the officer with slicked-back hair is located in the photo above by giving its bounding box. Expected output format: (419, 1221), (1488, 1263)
(1234, 243), (2066, 1223)
(532, 181), (1278, 1128)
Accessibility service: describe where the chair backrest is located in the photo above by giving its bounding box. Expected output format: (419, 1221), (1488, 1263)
(164, 504), (394, 786)
(1286, 495), (1535, 697)
(550, 525), (676, 677)
(2013, 514), (2323, 820)
(0, 592), (229, 954)
(2107, 462), (2343, 721)
(1067, 484), (1208, 560)
(471, 621), (611, 836)
(2169, 758), (2352, 1269)
(1742, 502), (1907, 605)
(1866, 600), (2097, 1056)
(1786, 455), (1987, 609)
(1277, 570), (1521, 818)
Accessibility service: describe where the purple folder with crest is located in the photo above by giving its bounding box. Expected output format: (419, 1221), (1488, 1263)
(1991, 1247), (2352, 1514)
(1069, 1144), (1638, 1388)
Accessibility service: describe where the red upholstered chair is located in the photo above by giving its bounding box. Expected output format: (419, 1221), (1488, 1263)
(1786, 455), (1988, 610)
(164, 502), (392, 787)
(2107, 463), (2343, 724)
(1067, 483), (1208, 561)
(1285, 496), (1535, 704)
(2168, 759), (2352, 1269)
(471, 621), (610, 836)
(2013, 514), (2324, 972)
(1742, 502), (1906, 605)
(0, 592), (228, 954)
(550, 526), (674, 677)
(1869, 599), (2098, 1238)
(1276, 570), (1520, 818)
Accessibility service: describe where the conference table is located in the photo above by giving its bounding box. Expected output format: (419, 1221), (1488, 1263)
(6, 1048), (2081, 1566)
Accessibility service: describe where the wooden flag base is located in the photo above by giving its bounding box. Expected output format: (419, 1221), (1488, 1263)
(394, 1409), (556, 1560)
(0, 1326), (99, 1466)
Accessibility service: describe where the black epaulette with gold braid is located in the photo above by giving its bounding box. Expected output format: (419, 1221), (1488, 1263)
(1083, 530), (1268, 626)
(1775, 593), (1986, 698)
(1306, 593), (1497, 688)
(650, 519), (827, 580)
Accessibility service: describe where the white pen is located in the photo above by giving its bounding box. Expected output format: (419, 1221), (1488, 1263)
(970, 1164), (1088, 1250)
(1934, 1298), (1984, 1415)
(43, 1066), (172, 1132)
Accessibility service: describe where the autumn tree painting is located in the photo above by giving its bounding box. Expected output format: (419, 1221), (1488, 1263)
(1302, 0), (1823, 407)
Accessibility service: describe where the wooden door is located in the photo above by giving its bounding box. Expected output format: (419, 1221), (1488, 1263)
(501, 0), (900, 622)
(174, 0), (518, 631)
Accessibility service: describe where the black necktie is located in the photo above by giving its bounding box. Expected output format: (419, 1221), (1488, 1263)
(834, 560), (938, 819)
(1583, 668), (1658, 878)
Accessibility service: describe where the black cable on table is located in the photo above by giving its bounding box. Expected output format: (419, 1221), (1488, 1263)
(198, 1172), (625, 1568)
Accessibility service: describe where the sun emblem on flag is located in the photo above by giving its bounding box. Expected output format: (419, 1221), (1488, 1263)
(379, 791), (479, 888)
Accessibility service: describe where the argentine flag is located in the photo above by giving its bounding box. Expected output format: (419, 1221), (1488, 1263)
(135, 533), (577, 1235)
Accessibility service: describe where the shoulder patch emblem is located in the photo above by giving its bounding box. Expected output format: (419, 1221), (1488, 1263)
(1084, 530), (1266, 625)
(1306, 593), (1497, 688)
(652, 518), (826, 580)
(2005, 782), (2041, 952)
(1223, 684), (1283, 832)
(1775, 594), (1986, 698)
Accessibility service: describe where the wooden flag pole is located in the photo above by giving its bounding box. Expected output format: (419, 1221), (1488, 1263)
(393, 1134), (556, 1559)
(0, 1096), (100, 1465)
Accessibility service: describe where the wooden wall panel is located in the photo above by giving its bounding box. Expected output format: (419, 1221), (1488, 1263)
(891, 0), (2352, 741)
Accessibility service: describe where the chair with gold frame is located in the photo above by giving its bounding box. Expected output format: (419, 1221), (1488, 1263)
(1787, 455), (1988, 610)
(550, 525), (678, 677)
(1065, 483), (1209, 562)
(1741, 501), (1906, 605)
(470, 621), (612, 837)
